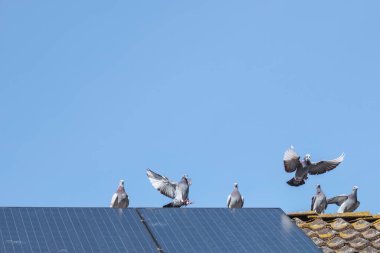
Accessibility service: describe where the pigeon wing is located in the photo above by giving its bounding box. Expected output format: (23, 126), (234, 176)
(110, 193), (118, 208)
(311, 196), (316, 211)
(283, 146), (302, 173)
(327, 195), (348, 206)
(241, 196), (244, 208)
(227, 195), (231, 208)
(147, 169), (177, 199)
(308, 153), (344, 175)
(354, 201), (360, 210)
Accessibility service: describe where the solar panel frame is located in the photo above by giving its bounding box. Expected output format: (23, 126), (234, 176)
(138, 208), (322, 253)
(0, 207), (158, 253)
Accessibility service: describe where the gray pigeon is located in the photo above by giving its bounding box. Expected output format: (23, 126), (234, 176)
(311, 184), (327, 214)
(227, 183), (244, 208)
(146, 169), (192, 208)
(110, 180), (129, 208)
(327, 186), (360, 213)
(283, 146), (344, 186)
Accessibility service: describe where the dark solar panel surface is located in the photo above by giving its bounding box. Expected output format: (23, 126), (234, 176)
(0, 207), (157, 253)
(139, 208), (321, 253)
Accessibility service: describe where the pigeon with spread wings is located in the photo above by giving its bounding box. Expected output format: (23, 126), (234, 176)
(283, 146), (344, 186)
(146, 169), (192, 208)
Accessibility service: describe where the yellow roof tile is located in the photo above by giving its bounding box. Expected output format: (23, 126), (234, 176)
(339, 228), (360, 240)
(348, 237), (370, 250)
(352, 219), (371, 232)
(287, 211), (317, 217)
(335, 245), (356, 253)
(292, 217), (306, 226)
(320, 246), (335, 253)
(302, 228), (318, 238)
(307, 218), (327, 231)
(326, 237), (346, 249)
(330, 218), (351, 231)
(372, 238), (380, 249)
(362, 228), (380, 241)
(317, 228), (337, 240)
(361, 246), (379, 253)
(373, 220), (380, 231)
(311, 237), (326, 247)
(315, 211), (372, 219)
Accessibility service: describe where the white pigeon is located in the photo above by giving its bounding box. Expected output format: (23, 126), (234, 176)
(227, 183), (244, 208)
(110, 180), (129, 208)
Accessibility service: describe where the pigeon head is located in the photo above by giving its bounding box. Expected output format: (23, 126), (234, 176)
(117, 180), (125, 193)
(353, 186), (359, 191)
(182, 175), (191, 185)
(316, 184), (321, 193)
(304, 154), (311, 162)
(234, 183), (238, 188)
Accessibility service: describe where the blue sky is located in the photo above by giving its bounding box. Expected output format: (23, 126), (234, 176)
(1, 1), (379, 213)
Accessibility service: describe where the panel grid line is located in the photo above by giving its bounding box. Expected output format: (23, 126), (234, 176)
(64, 208), (86, 253)
(25, 208), (42, 252)
(9, 208), (24, 253)
(136, 208), (164, 253)
(80, 208), (102, 252)
(17, 207), (34, 253)
(42, 208), (60, 252)
(57, 208), (76, 253)
(139, 208), (321, 253)
(1, 208), (13, 253)
(73, 208), (95, 253)
(33, 208), (52, 252)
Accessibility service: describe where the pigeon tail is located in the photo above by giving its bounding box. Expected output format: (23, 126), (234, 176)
(287, 178), (305, 187)
(163, 202), (182, 208)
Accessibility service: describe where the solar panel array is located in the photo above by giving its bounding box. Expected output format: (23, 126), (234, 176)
(0, 207), (320, 253)
(139, 208), (321, 253)
(0, 207), (157, 253)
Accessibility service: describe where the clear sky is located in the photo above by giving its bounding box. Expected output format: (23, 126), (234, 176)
(1, 1), (379, 213)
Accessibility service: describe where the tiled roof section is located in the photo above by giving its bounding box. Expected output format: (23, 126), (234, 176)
(288, 211), (380, 253)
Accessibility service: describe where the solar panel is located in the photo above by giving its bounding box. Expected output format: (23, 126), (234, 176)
(0, 207), (157, 253)
(138, 208), (321, 253)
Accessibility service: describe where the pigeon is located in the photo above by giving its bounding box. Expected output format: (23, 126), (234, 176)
(110, 180), (129, 208)
(311, 184), (327, 214)
(327, 186), (360, 213)
(283, 146), (344, 186)
(146, 169), (192, 208)
(227, 183), (244, 208)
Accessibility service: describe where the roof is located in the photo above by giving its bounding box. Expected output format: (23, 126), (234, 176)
(0, 207), (320, 253)
(288, 211), (380, 253)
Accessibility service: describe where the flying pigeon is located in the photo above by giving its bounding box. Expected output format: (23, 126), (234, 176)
(283, 146), (344, 186)
(146, 169), (192, 208)
(227, 183), (244, 208)
(311, 184), (327, 214)
(110, 180), (129, 208)
(327, 186), (360, 213)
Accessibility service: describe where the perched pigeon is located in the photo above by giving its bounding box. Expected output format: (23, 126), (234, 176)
(146, 169), (192, 208)
(311, 184), (327, 214)
(327, 186), (360, 213)
(227, 183), (244, 208)
(110, 180), (129, 208)
(283, 146), (344, 186)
